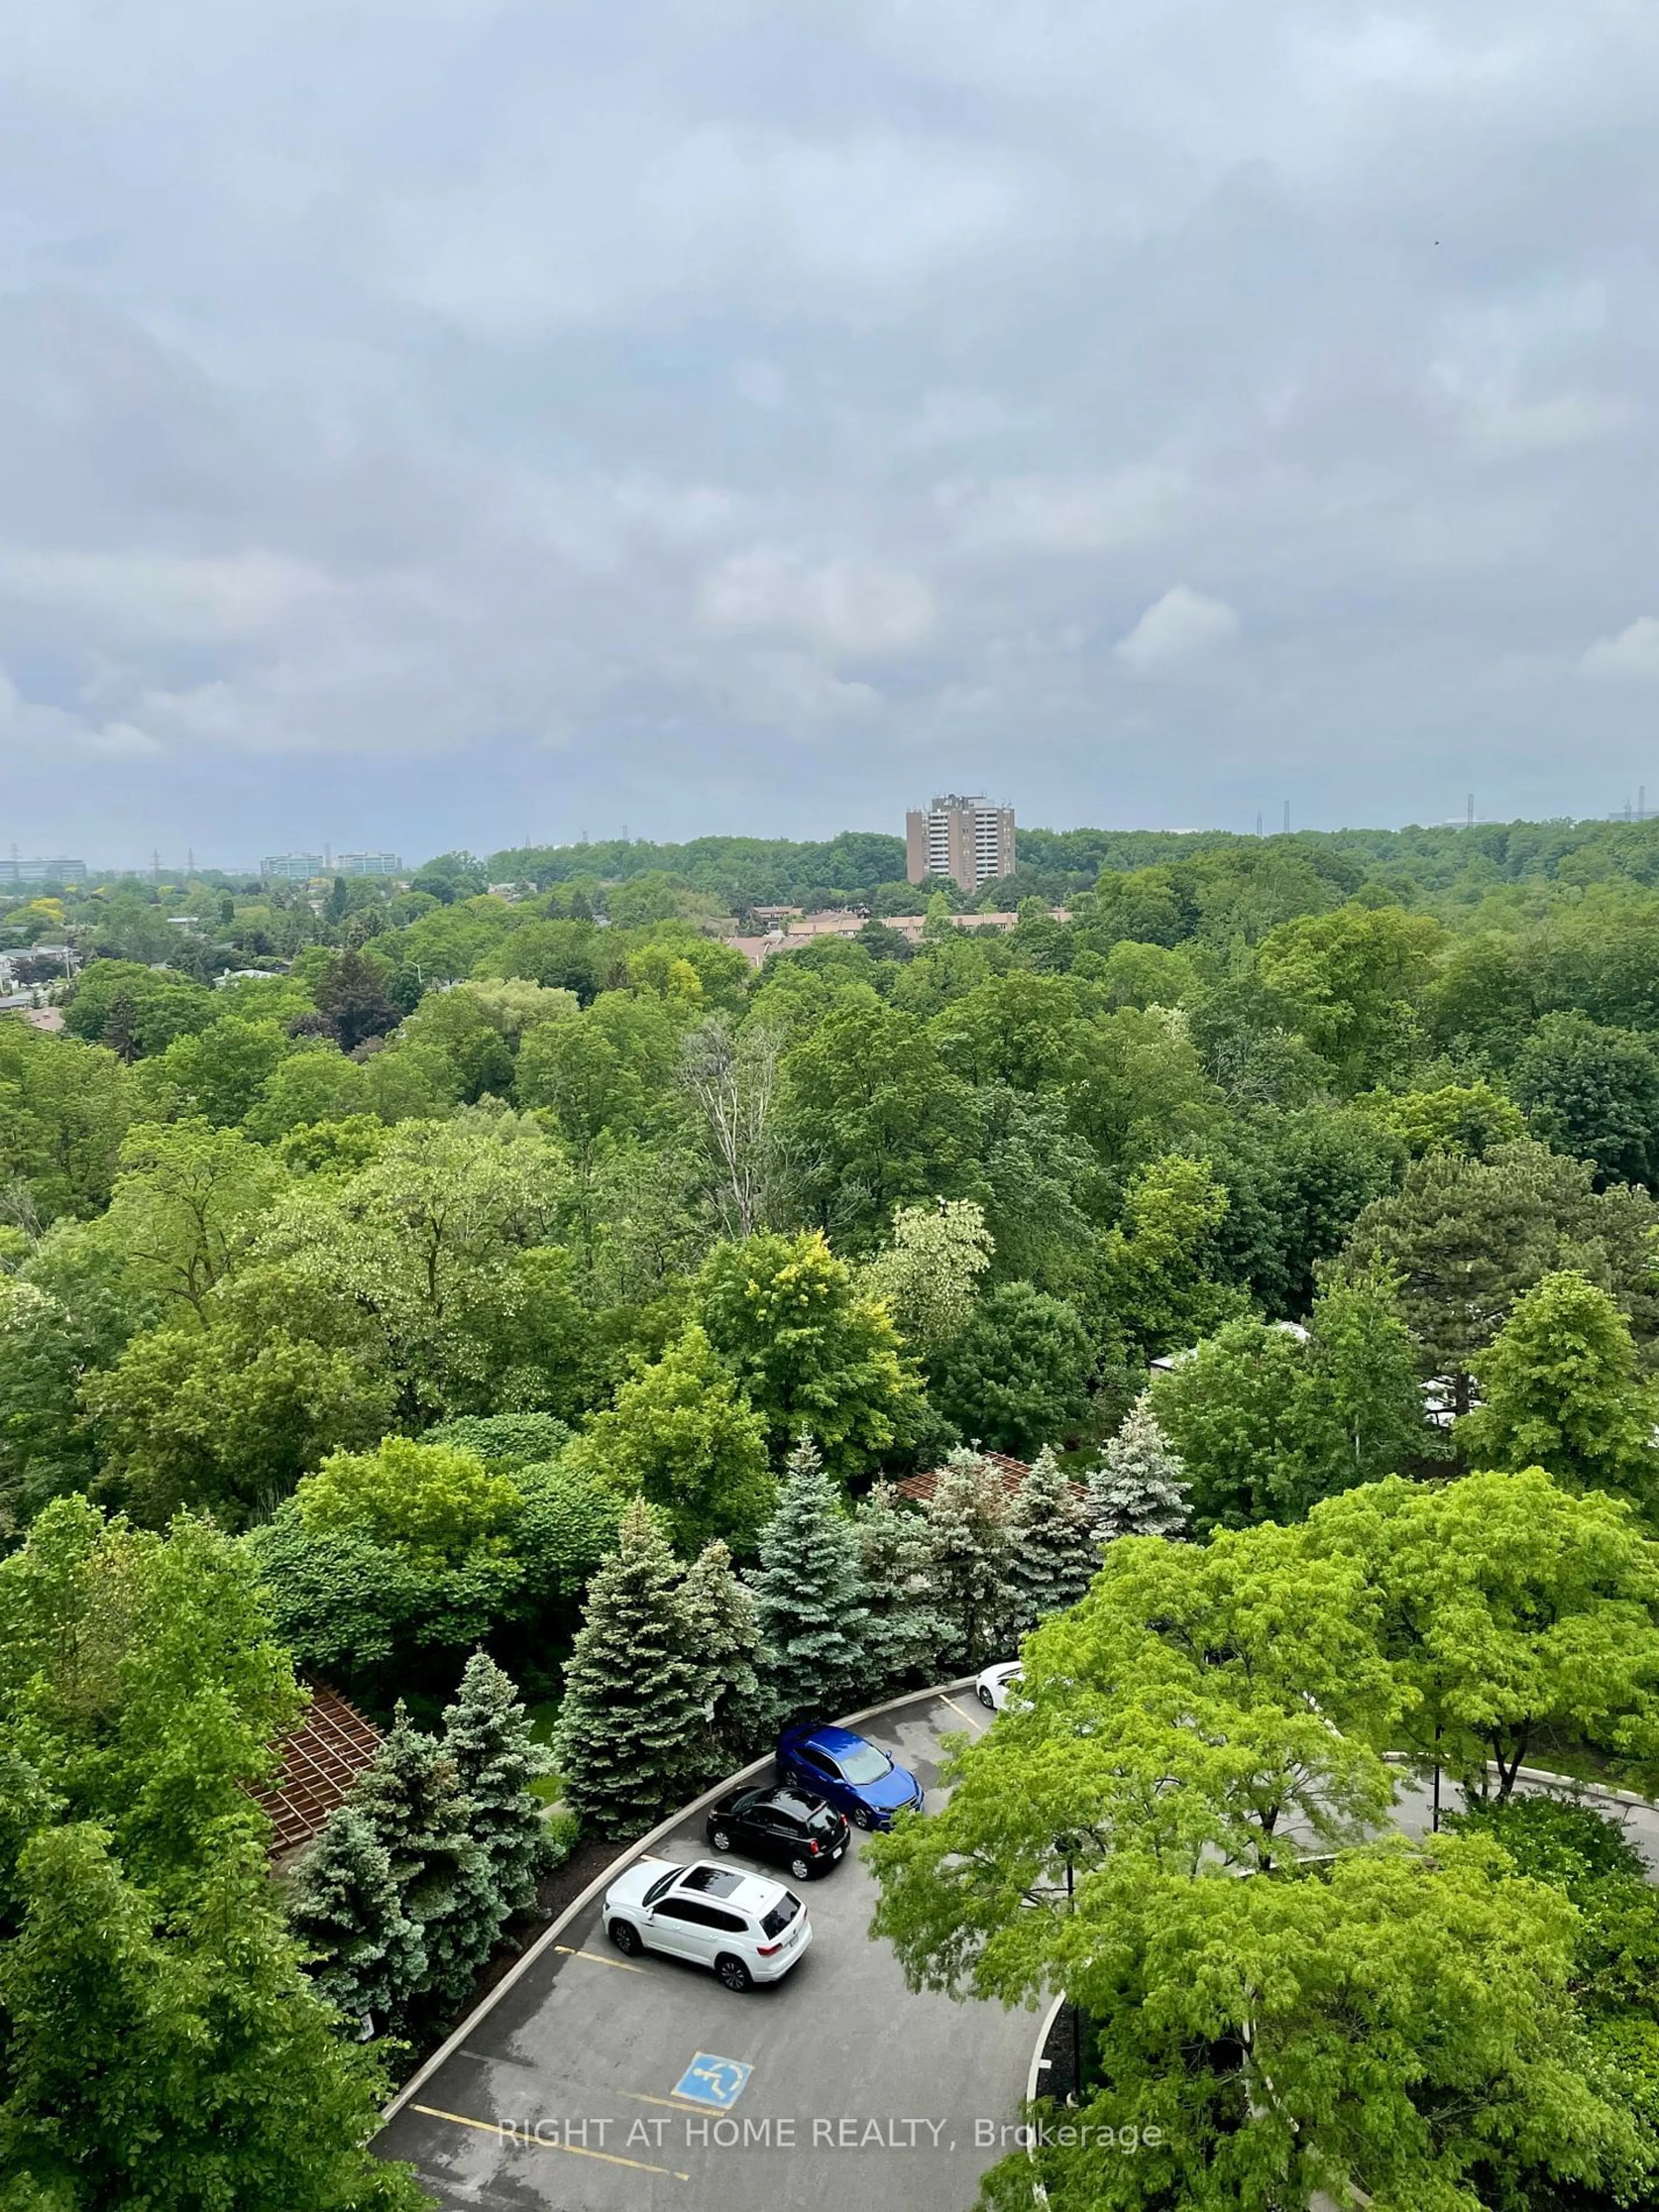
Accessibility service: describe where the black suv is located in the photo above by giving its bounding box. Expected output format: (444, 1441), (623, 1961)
(705, 1786), (851, 1880)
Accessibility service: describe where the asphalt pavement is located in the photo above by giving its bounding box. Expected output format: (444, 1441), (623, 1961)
(1389, 1763), (1659, 1869)
(375, 1686), (1033, 2212)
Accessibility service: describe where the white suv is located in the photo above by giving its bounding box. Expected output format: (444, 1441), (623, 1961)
(976, 1659), (1024, 1711)
(602, 1858), (813, 1991)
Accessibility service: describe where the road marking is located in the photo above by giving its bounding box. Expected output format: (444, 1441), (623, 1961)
(938, 1692), (986, 1732)
(673, 2053), (753, 2109)
(408, 2103), (689, 2180)
(553, 1943), (647, 1974)
(620, 2089), (714, 2113)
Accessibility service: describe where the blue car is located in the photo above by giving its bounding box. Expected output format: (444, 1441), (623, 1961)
(775, 1723), (924, 1831)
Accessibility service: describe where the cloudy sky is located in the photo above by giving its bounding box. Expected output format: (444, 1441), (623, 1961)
(2, 0), (1658, 867)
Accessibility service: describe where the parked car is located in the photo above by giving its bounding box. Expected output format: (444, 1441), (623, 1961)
(775, 1723), (924, 1831)
(976, 1660), (1024, 1711)
(602, 1858), (811, 1991)
(706, 1785), (851, 1879)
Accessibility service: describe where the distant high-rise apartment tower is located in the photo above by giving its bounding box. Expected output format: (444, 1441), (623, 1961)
(906, 795), (1016, 894)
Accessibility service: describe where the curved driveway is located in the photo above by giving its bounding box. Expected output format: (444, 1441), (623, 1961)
(376, 1686), (1031, 2212)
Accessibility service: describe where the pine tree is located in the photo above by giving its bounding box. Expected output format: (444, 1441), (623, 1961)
(923, 1448), (1013, 1668)
(351, 1702), (501, 2009)
(555, 1499), (710, 1837)
(442, 1651), (555, 1923)
(854, 1479), (949, 1692)
(682, 1538), (764, 1764)
(1002, 1446), (1097, 1636)
(1088, 1397), (1192, 1544)
(287, 1802), (425, 2031)
(749, 1435), (869, 1723)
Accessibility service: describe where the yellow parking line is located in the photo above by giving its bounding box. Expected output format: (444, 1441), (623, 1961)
(554, 1943), (648, 1974)
(938, 1692), (986, 1732)
(410, 2103), (689, 2182)
(620, 2089), (716, 2114)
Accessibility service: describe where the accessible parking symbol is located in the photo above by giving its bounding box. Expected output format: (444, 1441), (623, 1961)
(673, 2053), (753, 2110)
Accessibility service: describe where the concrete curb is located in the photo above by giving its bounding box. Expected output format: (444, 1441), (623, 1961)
(379, 1675), (979, 2126)
(1027, 1992), (1066, 2104)
(1383, 1751), (1659, 1814)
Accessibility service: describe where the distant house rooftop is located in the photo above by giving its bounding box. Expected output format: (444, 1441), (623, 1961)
(1148, 1319), (1309, 1372)
(894, 1451), (1033, 1506)
(258, 1684), (383, 1860)
(720, 907), (1070, 969)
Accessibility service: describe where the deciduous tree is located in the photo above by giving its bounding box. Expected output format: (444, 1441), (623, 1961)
(779, 997), (977, 1244)
(697, 1229), (931, 1481)
(1304, 1468), (1659, 1799)
(563, 1322), (775, 1553)
(930, 1281), (1094, 1456)
(1091, 1152), (1247, 1363)
(1344, 1137), (1659, 1415)
(1457, 1268), (1659, 1506)
(1513, 1010), (1659, 1189)
(0, 1498), (421, 2208)
(861, 1196), (993, 1358)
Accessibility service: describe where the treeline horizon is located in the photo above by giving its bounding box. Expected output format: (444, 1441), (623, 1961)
(19, 807), (1659, 910)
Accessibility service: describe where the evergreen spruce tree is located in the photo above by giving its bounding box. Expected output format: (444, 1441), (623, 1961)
(749, 1435), (869, 1723)
(1002, 1446), (1097, 1637)
(351, 1702), (501, 2009)
(923, 1448), (1014, 1668)
(854, 1479), (949, 1692)
(554, 1499), (710, 1837)
(287, 1802), (425, 2031)
(442, 1651), (555, 1922)
(682, 1538), (764, 1764)
(1088, 1396), (1192, 1545)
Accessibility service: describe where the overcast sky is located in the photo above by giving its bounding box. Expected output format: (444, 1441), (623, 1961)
(3, 1), (1658, 868)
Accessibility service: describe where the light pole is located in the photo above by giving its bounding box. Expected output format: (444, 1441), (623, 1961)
(1064, 1847), (1081, 2102)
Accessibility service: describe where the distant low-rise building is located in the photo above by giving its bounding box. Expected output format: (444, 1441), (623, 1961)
(0, 856), (88, 885)
(260, 849), (403, 883)
(721, 905), (1066, 967)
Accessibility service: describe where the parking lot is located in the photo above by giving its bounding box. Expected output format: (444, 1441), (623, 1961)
(375, 1687), (1034, 2212)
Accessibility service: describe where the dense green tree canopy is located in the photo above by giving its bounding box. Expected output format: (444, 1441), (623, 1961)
(870, 1472), (1659, 2212)
(0, 1499), (422, 2209)
(695, 1229), (933, 1479)
(27, 820), (1659, 2207)
(563, 1321), (775, 1552)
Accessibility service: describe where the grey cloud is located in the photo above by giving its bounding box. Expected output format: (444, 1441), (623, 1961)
(2, 0), (1659, 859)
(1116, 587), (1241, 676)
(1585, 618), (1659, 684)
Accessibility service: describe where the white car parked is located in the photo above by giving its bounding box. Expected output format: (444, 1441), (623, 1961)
(976, 1660), (1024, 1711)
(602, 1858), (812, 1991)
